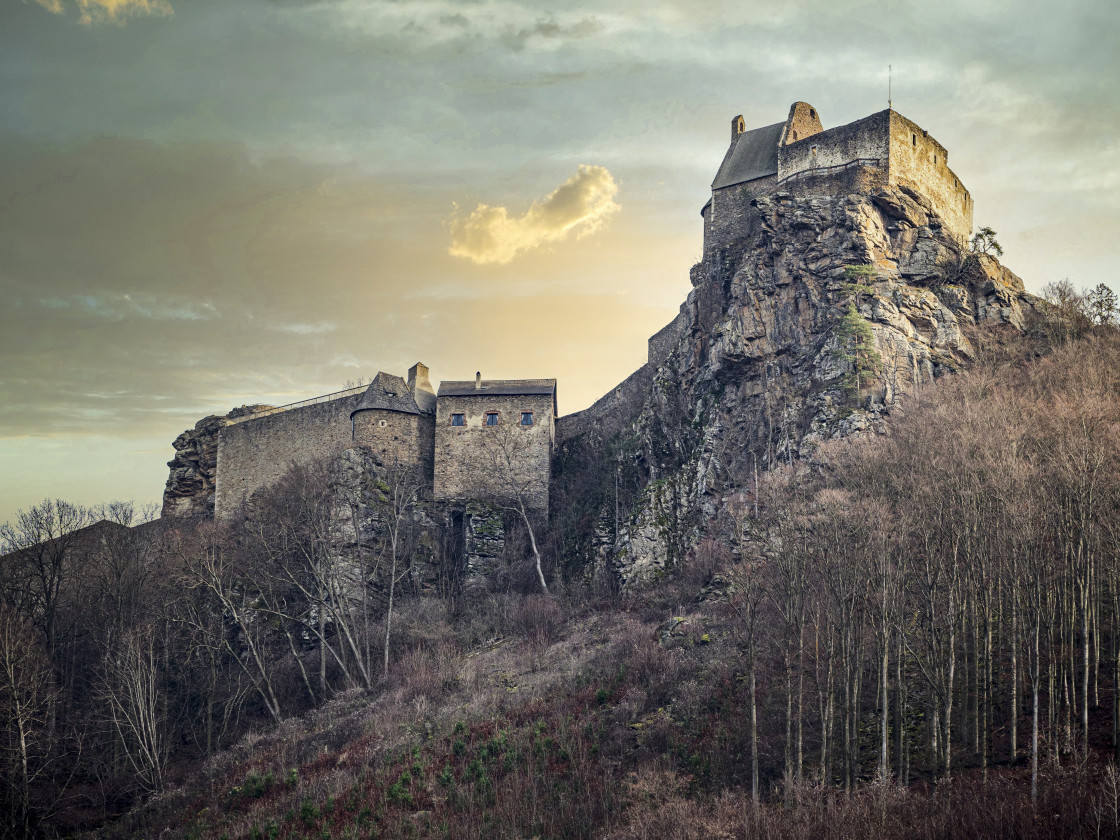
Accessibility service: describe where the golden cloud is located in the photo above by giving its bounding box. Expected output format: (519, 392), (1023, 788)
(448, 164), (620, 265)
(32, 0), (172, 24)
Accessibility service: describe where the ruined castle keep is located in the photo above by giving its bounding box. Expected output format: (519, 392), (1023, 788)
(702, 102), (973, 253)
(165, 101), (992, 530)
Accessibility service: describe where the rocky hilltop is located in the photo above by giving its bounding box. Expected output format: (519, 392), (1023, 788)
(557, 184), (1040, 588)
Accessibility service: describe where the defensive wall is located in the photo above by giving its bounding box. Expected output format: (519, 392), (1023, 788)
(886, 111), (973, 245)
(214, 394), (363, 518)
(558, 302), (692, 446)
(352, 410), (435, 483)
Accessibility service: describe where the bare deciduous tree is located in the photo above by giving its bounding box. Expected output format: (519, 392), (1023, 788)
(100, 628), (167, 792)
(468, 423), (551, 595)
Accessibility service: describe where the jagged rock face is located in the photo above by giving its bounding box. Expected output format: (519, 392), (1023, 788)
(161, 405), (272, 518)
(589, 186), (1040, 588)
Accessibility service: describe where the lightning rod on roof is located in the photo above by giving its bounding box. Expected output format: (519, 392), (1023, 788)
(888, 65), (892, 110)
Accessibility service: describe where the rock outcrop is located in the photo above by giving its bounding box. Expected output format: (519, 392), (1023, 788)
(566, 185), (1042, 588)
(161, 405), (272, 518)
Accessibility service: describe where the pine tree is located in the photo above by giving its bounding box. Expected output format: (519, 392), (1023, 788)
(835, 301), (882, 395)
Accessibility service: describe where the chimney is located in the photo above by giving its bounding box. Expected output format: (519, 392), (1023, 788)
(732, 114), (745, 141)
(407, 362), (433, 397)
(475, 371), (482, 390)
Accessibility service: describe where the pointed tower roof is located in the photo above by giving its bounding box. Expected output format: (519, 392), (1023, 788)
(351, 372), (426, 417)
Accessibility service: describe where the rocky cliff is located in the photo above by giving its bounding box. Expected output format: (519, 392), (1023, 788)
(559, 184), (1040, 587)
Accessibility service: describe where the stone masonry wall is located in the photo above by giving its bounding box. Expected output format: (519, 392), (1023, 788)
(780, 101), (824, 145)
(703, 175), (775, 255)
(556, 363), (654, 446)
(779, 110), (891, 180)
(352, 410), (436, 488)
(434, 392), (555, 511)
(214, 396), (362, 517)
(648, 305), (691, 369)
(887, 111), (973, 244)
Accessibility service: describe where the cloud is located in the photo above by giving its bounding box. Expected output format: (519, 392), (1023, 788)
(77, 0), (172, 24)
(31, 0), (64, 14)
(30, 0), (172, 24)
(448, 165), (620, 265)
(502, 16), (604, 51)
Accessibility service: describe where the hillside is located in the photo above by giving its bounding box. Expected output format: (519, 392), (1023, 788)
(3, 172), (1119, 840)
(81, 329), (1120, 840)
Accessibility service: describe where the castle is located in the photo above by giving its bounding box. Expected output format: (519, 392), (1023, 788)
(702, 102), (973, 253)
(206, 365), (556, 518)
(164, 101), (973, 520)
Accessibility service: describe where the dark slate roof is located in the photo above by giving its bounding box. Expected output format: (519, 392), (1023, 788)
(711, 120), (784, 189)
(438, 378), (557, 397)
(351, 372), (426, 416)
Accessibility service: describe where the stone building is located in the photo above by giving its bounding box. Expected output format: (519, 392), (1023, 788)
(701, 102), (973, 253)
(202, 364), (555, 519)
(433, 375), (557, 512)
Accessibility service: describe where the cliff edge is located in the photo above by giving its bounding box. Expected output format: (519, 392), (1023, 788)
(557, 184), (1041, 587)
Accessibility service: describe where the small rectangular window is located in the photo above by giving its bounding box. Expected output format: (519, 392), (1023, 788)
(485, 412), (499, 426)
(451, 413), (465, 427)
(521, 412), (534, 426)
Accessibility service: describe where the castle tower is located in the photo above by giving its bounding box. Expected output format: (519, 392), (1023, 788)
(350, 366), (436, 488)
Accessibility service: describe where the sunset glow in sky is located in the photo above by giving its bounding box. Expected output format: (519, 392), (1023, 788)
(2, 0), (1118, 523)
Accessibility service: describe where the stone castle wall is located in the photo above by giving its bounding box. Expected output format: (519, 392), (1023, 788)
(778, 110), (891, 178)
(434, 393), (555, 511)
(557, 364), (654, 446)
(648, 304), (690, 369)
(214, 396), (363, 517)
(558, 302), (692, 446)
(704, 109), (973, 254)
(353, 410), (436, 485)
(887, 111), (973, 244)
(702, 176), (774, 256)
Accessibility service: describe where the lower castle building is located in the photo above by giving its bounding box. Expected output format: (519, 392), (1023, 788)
(207, 364), (556, 518)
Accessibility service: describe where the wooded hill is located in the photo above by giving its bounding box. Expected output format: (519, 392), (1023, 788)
(3, 315), (1120, 839)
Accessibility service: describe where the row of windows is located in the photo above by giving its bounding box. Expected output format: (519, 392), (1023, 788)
(449, 411), (534, 427)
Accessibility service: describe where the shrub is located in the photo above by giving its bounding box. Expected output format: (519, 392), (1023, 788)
(513, 594), (562, 648)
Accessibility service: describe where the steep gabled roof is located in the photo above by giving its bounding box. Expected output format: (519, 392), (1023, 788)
(437, 378), (556, 398)
(711, 120), (785, 189)
(351, 372), (426, 417)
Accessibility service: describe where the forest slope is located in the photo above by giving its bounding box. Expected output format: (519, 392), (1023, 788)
(21, 325), (1112, 840)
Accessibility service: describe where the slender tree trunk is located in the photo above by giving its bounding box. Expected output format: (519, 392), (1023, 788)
(797, 621), (805, 783)
(750, 661), (759, 804)
(880, 636), (890, 782)
(1031, 620), (1041, 807)
(896, 631), (907, 785)
(383, 533), (398, 681)
(1011, 597), (1019, 762)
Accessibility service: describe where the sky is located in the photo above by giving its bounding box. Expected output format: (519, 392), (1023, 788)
(1, 0), (1118, 524)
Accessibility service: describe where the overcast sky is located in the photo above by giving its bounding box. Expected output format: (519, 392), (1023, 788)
(1, 0), (1117, 524)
